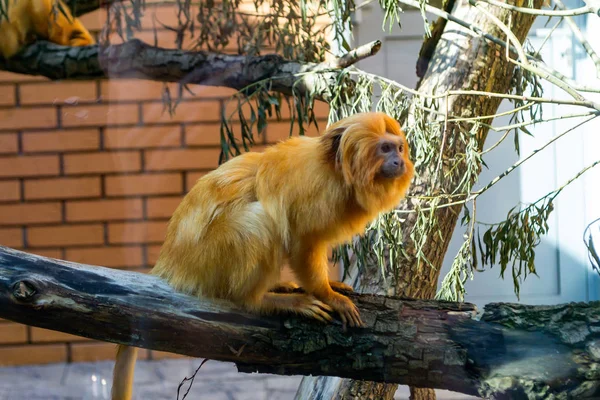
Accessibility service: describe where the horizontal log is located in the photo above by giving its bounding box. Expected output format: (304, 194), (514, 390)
(0, 39), (380, 102)
(0, 245), (598, 398)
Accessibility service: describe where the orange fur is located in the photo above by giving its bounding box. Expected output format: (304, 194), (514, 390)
(111, 112), (414, 400)
(0, 0), (95, 59)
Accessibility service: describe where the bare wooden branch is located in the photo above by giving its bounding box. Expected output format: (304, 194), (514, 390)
(0, 39), (379, 102)
(69, 0), (119, 17)
(0, 245), (598, 398)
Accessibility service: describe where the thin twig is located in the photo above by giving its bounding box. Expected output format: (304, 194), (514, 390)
(555, 0), (600, 79)
(472, 0), (590, 103)
(328, 40), (382, 68)
(489, 110), (599, 132)
(481, 0), (594, 16)
(394, 115), (598, 214)
(471, 0), (530, 67)
(471, 115), (597, 196)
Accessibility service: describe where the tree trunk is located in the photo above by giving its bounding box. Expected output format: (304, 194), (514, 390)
(298, 0), (544, 398)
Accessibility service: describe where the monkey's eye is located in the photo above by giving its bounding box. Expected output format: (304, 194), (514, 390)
(398, 144), (403, 152)
(381, 143), (393, 153)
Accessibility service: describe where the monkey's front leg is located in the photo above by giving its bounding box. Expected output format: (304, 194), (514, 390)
(328, 281), (354, 293)
(290, 243), (363, 328)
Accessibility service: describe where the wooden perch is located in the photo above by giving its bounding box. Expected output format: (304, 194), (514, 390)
(0, 39), (381, 102)
(0, 245), (599, 399)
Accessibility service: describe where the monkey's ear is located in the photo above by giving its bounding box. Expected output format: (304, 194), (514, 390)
(322, 126), (345, 165)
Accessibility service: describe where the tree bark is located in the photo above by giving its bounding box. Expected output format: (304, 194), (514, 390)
(0, 39), (380, 102)
(1, 246), (599, 398)
(300, 0), (544, 399)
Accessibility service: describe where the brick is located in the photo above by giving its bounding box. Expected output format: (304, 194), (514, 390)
(66, 198), (143, 222)
(22, 129), (99, 153)
(0, 155), (59, 178)
(225, 100), (330, 123)
(139, 4), (184, 30)
(0, 70), (46, 83)
(20, 82), (97, 105)
(25, 177), (101, 200)
(142, 101), (221, 124)
(108, 221), (167, 244)
(185, 171), (207, 191)
(0, 107), (56, 130)
(0, 323), (28, 344)
(64, 151), (141, 174)
(61, 104), (139, 127)
(0, 228), (23, 247)
(0, 202), (62, 225)
(146, 197), (182, 218)
(102, 79), (233, 101)
(104, 126), (181, 149)
(28, 248), (62, 259)
(101, 80), (175, 102)
(147, 244), (162, 265)
(0, 181), (20, 202)
(223, 100), (253, 122)
(0, 344), (67, 366)
(312, 100), (330, 119)
(78, 9), (106, 31)
(66, 246), (144, 268)
(105, 173), (182, 196)
(0, 133), (18, 153)
(28, 224), (104, 247)
(185, 124), (223, 146)
(145, 148), (220, 171)
(130, 29), (196, 50)
(0, 85), (15, 106)
(71, 342), (120, 362)
(30, 327), (89, 343)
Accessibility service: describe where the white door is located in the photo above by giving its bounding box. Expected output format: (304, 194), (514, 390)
(353, 5), (600, 308)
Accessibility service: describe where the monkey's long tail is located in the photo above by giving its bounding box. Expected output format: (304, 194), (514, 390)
(111, 344), (139, 400)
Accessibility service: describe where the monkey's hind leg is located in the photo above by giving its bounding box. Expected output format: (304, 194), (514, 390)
(0, 23), (26, 59)
(249, 292), (334, 324)
(328, 281), (354, 293)
(268, 281), (300, 293)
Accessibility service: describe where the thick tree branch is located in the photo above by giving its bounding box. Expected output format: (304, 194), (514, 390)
(69, 0), (117, 17)
(0, 39), (381, 102)
(0, 245), (599, 399)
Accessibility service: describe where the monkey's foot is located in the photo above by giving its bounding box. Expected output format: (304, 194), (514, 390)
(320, 292), (363, 329)
(294, 295), (335, 324)
(258, 293), (333, 324)
(269, 281), (301, 293)
(329, 281), (354, 293)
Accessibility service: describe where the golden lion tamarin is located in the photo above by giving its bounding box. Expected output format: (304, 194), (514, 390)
(110, 112), (414, 400)
(0, 0), (95, 59)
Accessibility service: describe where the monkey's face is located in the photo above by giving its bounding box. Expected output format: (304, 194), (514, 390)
(321, 112), (414, 192)
(375, 133), (407, 180)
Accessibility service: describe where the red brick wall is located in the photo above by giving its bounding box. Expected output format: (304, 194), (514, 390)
(0, 3), (331, 366)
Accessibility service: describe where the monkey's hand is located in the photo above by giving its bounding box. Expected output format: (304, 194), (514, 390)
(294, 295), (334, 324)
(319, 292), (363, 329)
(329, 281), (354, 293)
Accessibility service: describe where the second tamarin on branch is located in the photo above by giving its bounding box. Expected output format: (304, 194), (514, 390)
(0, 0), (95, 59)
(111, 111), (415, 400)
